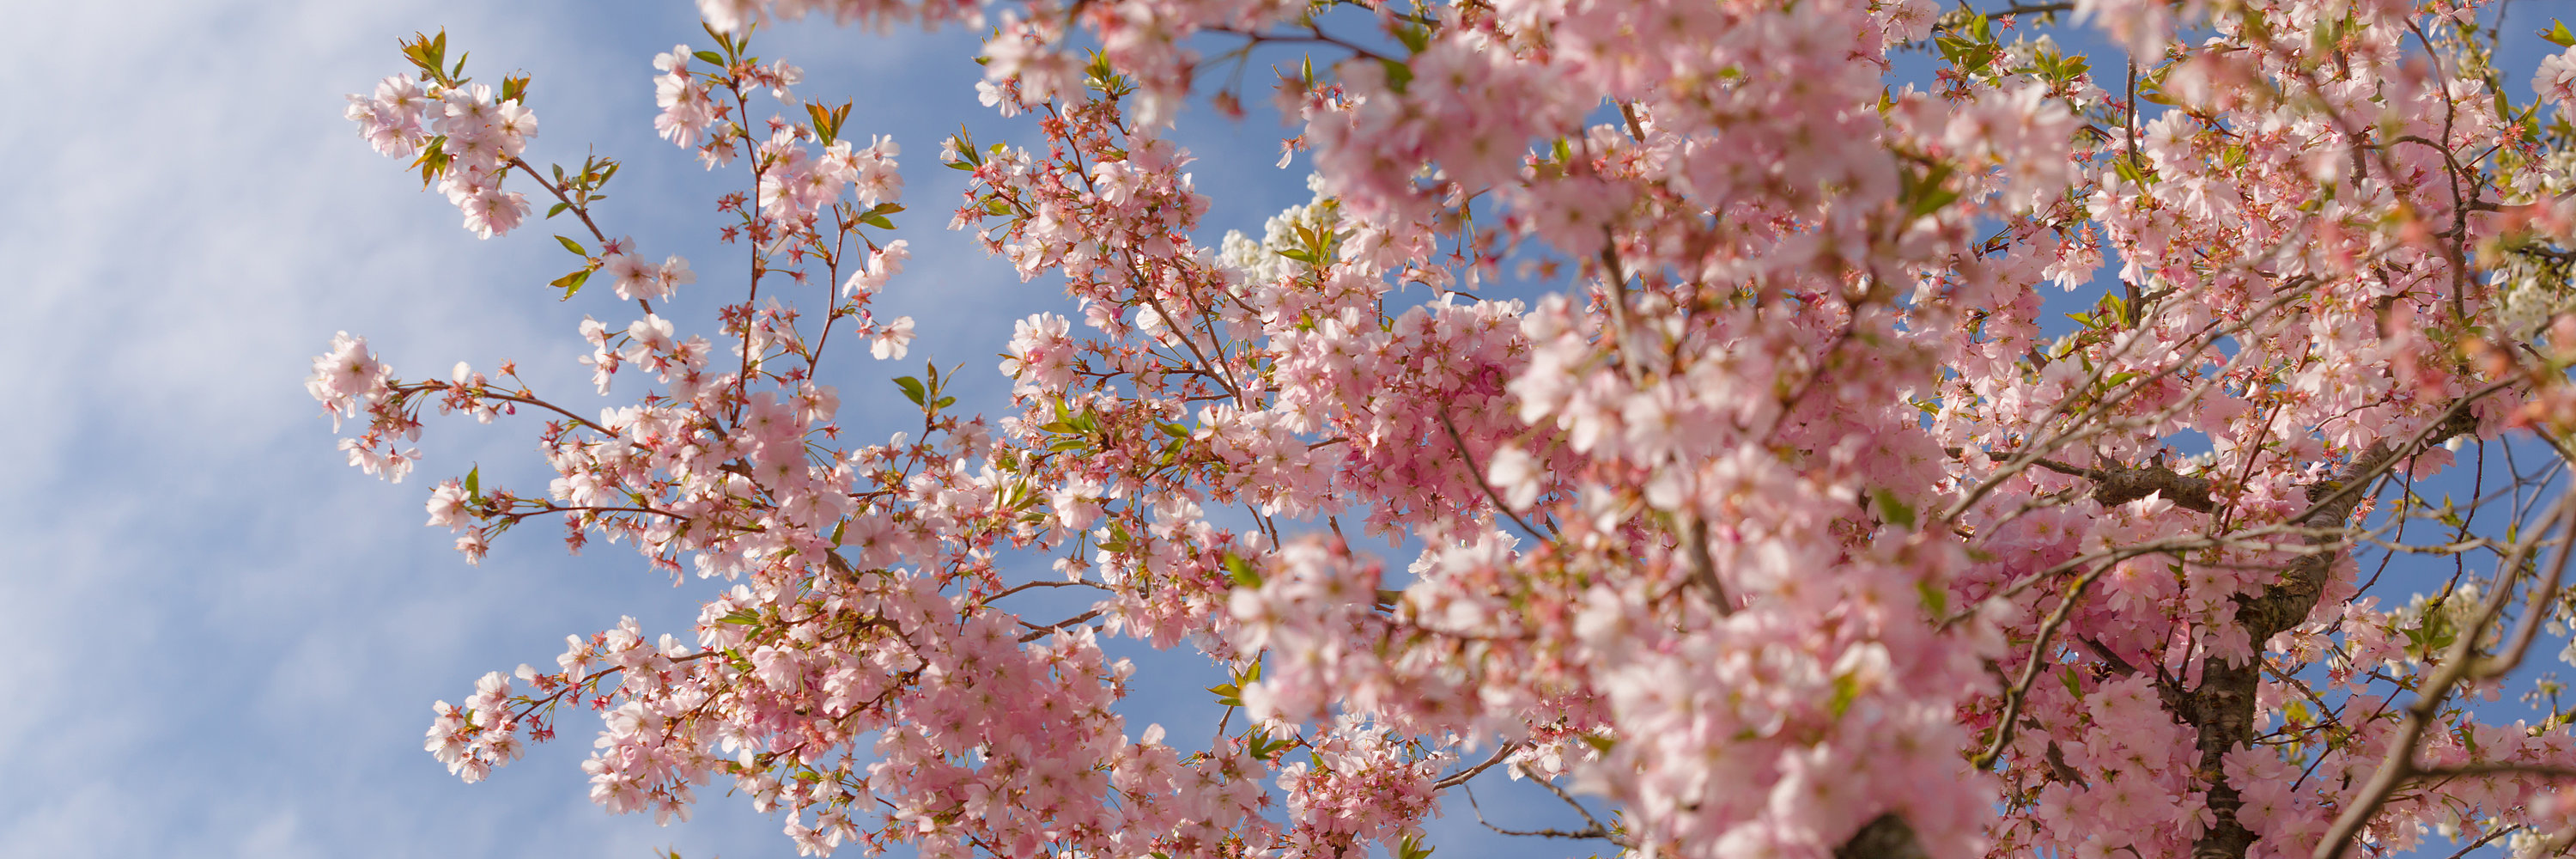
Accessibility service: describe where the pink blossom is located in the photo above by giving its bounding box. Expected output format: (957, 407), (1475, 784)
(320, 9), (2576, 859)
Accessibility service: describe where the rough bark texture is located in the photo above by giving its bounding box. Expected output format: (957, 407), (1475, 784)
(2027, 457), (2218, 514)
(2177, 409), (2473, 859)
(1836, 813), (1929, 859)
(2092, 463), (2217, 513)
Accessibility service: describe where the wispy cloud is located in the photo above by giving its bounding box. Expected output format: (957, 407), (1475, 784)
(0, 1), (854, 854)
(0, 1), (1589, 856)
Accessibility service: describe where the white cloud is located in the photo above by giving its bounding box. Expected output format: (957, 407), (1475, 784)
(0, 0), (1326, 855)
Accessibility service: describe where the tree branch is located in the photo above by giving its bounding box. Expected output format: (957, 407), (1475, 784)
(1462, 784), (1625, 844)
(2313, 495), (2576, 859)
(2195, 403), (2488, 859)
(1432, 743), (1518, 789)
(1837, 813), (1930, 859)
(2031, 457), (2217, 513)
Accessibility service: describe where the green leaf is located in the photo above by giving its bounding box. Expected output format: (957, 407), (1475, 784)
(1399, 834), (1436, 859)
(550, 266), (592, 299)
(1829, 671), (1862, 718)
(804, 101), (852, 145)
(1871, 488), (1916, 530)
(2112, 155), (2149, 186)
(2549, 21), (2576, 48)
(694, 49), (726, 65)
(2059, 667), (2084, 698)
(1207, 680), (1243, 707)
(501, 73), (530, 103)
(894, 375), (927, 406)
(1579, 734), (1616, 754)
(1224, 552), (1261, 588)
(861, 214), (896, 229)
(1277, 247), (1316, 264)
(414, 136), (453, 188)
(805, 102), (836, 143)
(2239, 7), (2273, 42)
(402, 30), (451, 82)
(1379, 57), (1413, 94)
(719, 608), (762, 625)
(1911, 186), (1960, 219)
(547, 201), (573, 219)
(556, 235), (586, 256)
(1245, 729), (1292, 760)
(1393, 23), (1431, 54)
(1916, 580), (1948, 617)
(1898, 161), (1958, 219)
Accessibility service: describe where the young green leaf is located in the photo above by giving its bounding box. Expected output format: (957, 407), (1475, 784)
(551, 266), (592, 299)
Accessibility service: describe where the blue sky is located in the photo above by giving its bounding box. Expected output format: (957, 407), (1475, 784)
(0, 2), (1577, 856)
(8, 1), (2575, 857)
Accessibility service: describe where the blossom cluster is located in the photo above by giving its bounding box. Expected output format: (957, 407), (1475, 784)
(313, 3), (2576, 859)
(345, 70), (537, 238)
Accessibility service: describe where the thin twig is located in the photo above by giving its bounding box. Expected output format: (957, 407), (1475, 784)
(1972, 564), (2111, 768)
(1432, 743), (1519, 789)
(2314, 495), (2576, 859)
(1437, 411), (1549, 540)
(1462, 784), (1622, 844)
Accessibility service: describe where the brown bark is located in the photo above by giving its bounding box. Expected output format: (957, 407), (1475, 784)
(1837, 813), (1929, 859)
(2178, 415), (2470, 859)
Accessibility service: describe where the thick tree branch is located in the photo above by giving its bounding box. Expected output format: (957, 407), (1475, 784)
(1837, 813), (1929, 859)
(2313, 496), (2576, 859)
(2184, 404), (2488, 859)
(2031, 457), (2216, 513)
(1680, 512), (1733, 615)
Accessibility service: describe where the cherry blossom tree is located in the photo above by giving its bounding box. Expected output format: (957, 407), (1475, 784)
(317, 1), (2576, 857)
